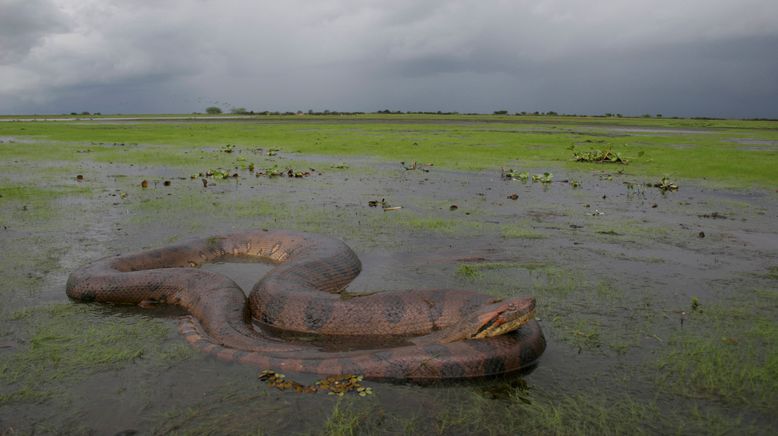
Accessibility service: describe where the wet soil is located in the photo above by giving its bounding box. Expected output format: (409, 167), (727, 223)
(1, 132), (777, 434)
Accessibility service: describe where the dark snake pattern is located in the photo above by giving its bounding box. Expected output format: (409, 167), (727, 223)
(66, 230), (545, 380)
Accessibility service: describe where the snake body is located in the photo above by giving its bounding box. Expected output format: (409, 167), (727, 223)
(66, 230), (545, 380)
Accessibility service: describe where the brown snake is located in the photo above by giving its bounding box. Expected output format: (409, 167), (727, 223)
(66, 230), (546, 380)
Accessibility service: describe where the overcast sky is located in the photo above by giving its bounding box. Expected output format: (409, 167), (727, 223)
(1, 0), (777, 117)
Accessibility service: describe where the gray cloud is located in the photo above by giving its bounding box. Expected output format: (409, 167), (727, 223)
(0, 0), (69, 64)
(1, 0), (777, 117)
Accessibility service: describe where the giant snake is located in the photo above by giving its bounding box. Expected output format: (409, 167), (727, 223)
(67, 230), (546, 380)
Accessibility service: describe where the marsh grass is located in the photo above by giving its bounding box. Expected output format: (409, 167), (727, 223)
(0, 304), (190, 406)
(455, 264), (482, 280)
(500, 223), (547, 239)
(153, 383), (270, 435)
(0, 184), (93, 222)
(323, 398), (381, 436)
(657, 289), (778, 409)
(412, 389), (750, 435)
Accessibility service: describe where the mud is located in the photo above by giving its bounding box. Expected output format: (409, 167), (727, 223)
(1, 131), (777, 434)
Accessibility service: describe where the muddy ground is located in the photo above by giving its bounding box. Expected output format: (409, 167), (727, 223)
(1, 126), (777, 434)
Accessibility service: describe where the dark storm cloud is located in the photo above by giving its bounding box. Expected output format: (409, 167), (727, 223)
(1, 0), (777, 117)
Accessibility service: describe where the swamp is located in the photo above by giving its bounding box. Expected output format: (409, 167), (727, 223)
(0, 114), (777, 434)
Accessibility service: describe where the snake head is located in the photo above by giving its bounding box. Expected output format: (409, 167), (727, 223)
(414, 296), (537, 345)
(470, 297), (536, 339)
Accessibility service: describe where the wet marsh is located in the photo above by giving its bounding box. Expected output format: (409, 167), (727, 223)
(1, 115), (777, 434)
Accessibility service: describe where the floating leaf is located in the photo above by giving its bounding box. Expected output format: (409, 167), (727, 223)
(259, 371), (373, 396)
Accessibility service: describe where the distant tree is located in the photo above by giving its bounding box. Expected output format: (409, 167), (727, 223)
(206, 106), (223, 114)
(493, 110), (508, 115)
(230, 107), (248, 114)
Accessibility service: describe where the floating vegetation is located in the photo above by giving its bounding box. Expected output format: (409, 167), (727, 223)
(650, 177), (679, 192)
(258, 371), (373, 397)
(501, 167), (529, 181)
(219, 144), (236, 153)
(531, 172), (553, 183)
(401, 161), (433, 172)
(499, 167), (552, 184)
(256, 164), (283, 177)
(286, 168), (313, 178)
(196, 169), (237, 180)
(367, 198), (401, 211)
(569, 144), (634, 164)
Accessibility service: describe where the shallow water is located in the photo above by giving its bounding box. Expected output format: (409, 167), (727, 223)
(1, 131), (777, 434)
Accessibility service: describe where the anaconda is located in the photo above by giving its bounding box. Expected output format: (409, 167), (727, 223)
(66, 230), (546, 380)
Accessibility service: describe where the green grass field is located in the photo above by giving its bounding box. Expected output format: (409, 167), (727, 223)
(2, 114), (776, 187)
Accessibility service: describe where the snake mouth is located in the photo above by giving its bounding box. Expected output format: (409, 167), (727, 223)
(471, 298), (536, 339)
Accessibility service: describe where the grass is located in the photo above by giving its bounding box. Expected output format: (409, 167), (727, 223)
(407, 388), (753, 435)
(501, 223), (547, 239)
(657, 289), (778, 410)
(0, 303), (193, 406)
(2, 115), (777, 187)
(323, 398), (378, 436)
(0, 184), (93, 220)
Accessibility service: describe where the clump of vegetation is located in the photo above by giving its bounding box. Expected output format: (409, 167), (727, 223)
(456, 264), (482, 280)
(532, 172), (553, 183)
(192, 168), (237, 180)
(286, 168), (313, 178)
(259, 370), (373, 397)
(367, 198), (401, 211)
(205, 106), (222, 114)
(650, 177), (679, 192)
(570, 144), (634, 164)
(501, 168), (529, 181)
(256, 164), (283, 177)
